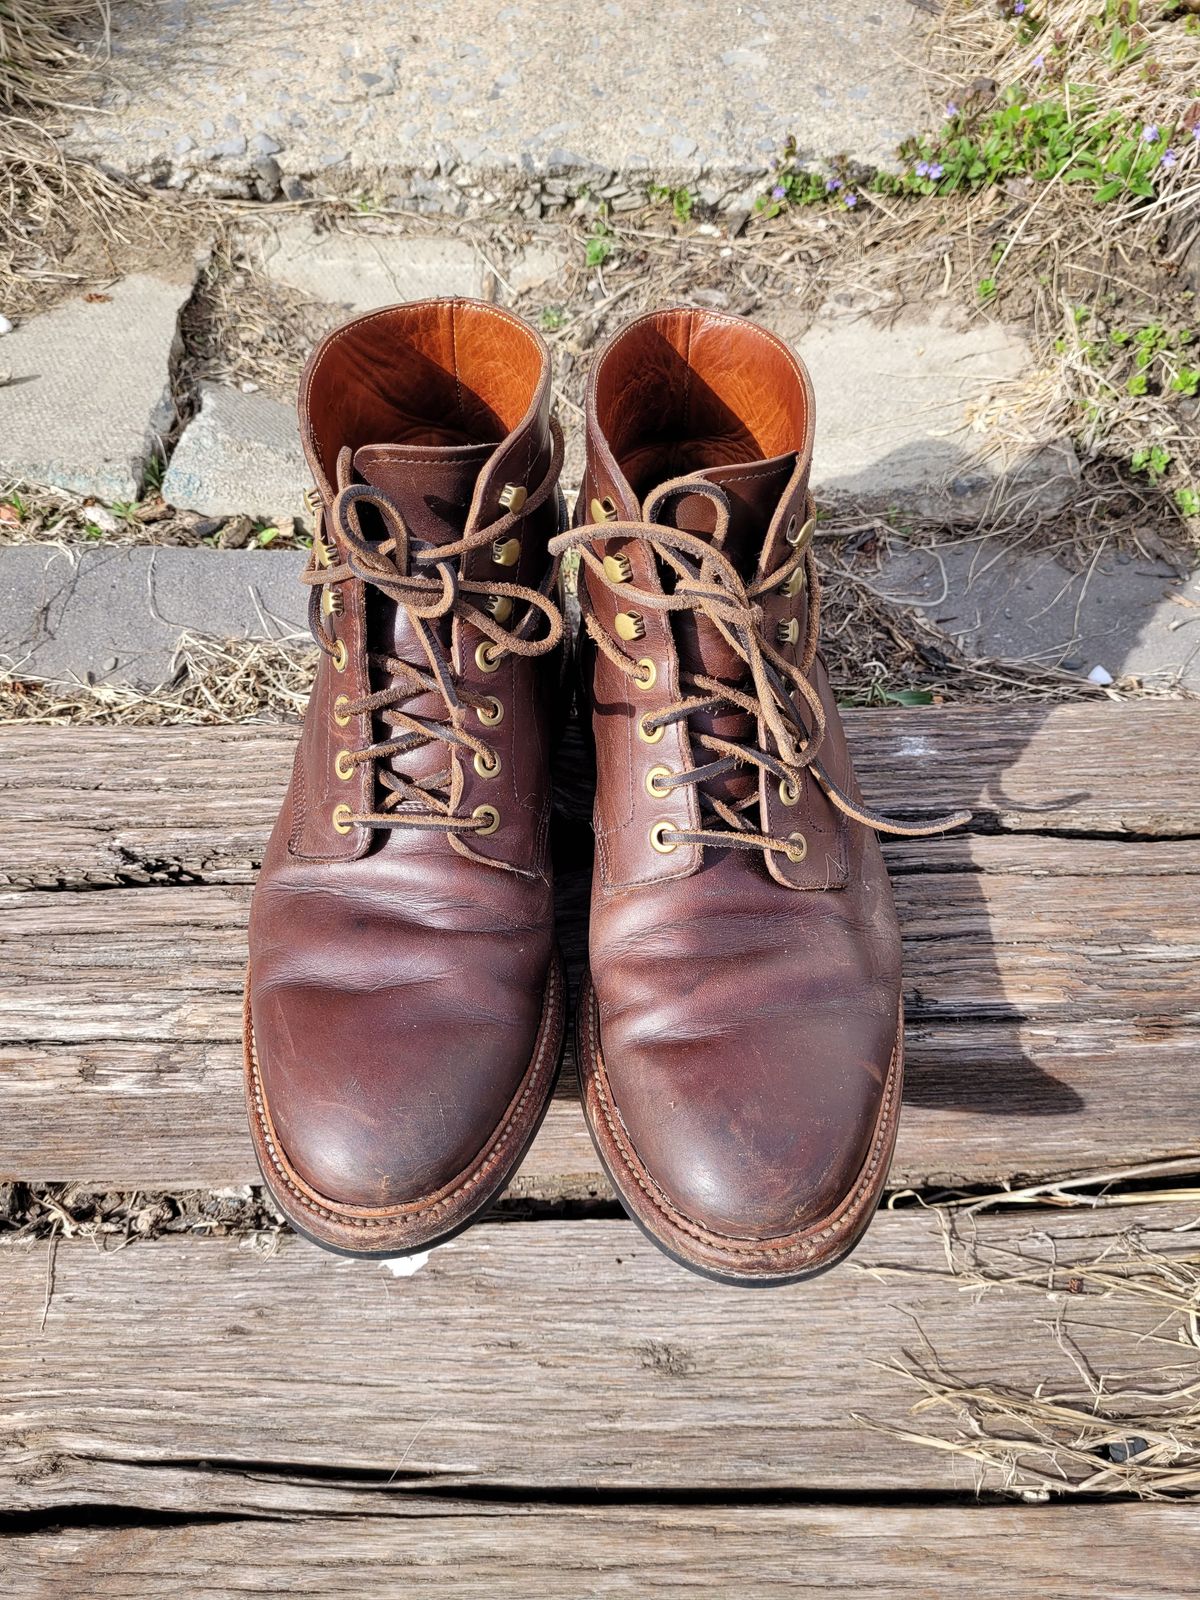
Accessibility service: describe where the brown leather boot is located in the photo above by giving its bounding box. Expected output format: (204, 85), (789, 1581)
(246, 299), (568, 1257)
(553, 307), (966, 1285)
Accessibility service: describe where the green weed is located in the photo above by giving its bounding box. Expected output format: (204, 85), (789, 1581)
(584, 207), (614, 269)
(647, 183), (696, 223)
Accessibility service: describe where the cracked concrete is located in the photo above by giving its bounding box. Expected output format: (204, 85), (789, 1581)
(875, 534), (1200, 690)
(0, 276), (192, 502)
(777, 304), (1081, 522)
(241, 221), (486, 310)
(161, 384), (308, 522)
(0, 546), (309, 689)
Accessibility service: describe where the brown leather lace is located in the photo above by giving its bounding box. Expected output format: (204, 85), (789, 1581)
(550, 476), (970, 859)
(303, 421), (565, 846)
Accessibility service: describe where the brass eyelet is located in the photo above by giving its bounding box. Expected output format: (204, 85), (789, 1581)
(645, 764), (672, 798)
(589, 496), (618, 524)
(475, 641), (502, 674)
(333, 694), (352, 728)
(492, 536), (521, 568)
(786, 831), (808, 863)
(635, 657), (657, 691)
(331, 639), (348, 672)
(472, 803), (500, 837)
(498, 483), (527, 514)
(476, 695), (504, 727)
(331, 803), (354, 835)
(334, 749), (356, 782)
(637, 713), (664, 745)
(779, 776), (800, 806)
(473, 749), (501, 779)
(649, 820), (677, 854)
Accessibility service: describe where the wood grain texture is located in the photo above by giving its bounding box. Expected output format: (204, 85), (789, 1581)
(8, 1503), (1200, 1599)
(3, 832), (1197, 1191)
(2, 703), (1198, 890)
(3, 1204), (1197, 1507)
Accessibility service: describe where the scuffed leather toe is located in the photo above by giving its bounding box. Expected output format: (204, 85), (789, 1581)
(599, 1003), (898, 1241)
(252, 970), (543, 1208)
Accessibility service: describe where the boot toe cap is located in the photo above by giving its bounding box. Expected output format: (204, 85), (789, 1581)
(250, 980), (539, 1209)
(601, 1006), (899, 1243)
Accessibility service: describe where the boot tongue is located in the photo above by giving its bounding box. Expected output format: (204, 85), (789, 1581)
(351, 439), (496, 789)
(649, 451), (796, 805)
(669, 452), (797, 576)
(353, 440), (496, 546)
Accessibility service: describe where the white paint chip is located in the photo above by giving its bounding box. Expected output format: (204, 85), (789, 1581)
(381, 1250), (430, 1277)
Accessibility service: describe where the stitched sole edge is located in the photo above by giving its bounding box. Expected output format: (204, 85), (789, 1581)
(244, 952), (566, 1258)
(578, 970), (903, 1286)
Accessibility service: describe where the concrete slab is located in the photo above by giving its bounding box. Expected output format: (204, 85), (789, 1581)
(779, 306), (1081, 521)
(0, 546), (308, 689)
(874, 535), (1200, 690)
(162, 384), (308, 522)
(66, 0), (932, 209)
(242, 222), (485, 311)
(0, 276), (191, 504)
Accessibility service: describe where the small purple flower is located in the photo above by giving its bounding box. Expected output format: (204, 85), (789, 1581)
(1192, 125), (1200, 141)
(771, 184), (787, 200)
(1013, 1), (1025, 13)
(1142, 123), (1160, 144)
(914, 160), (930, 178)
(1033, 53), (1045, 69)
(843, 192), (858, 208)
(927, 161), (944, 181)
(1160, 148), (1178, 170)
(825, 176), (842, 192)
(945, 102), (958, 118)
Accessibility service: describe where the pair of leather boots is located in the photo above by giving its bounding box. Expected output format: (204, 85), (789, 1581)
(245, 298), (964, 1286)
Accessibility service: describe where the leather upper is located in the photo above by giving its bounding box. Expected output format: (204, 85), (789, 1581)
(248, 299), (562, 1208)
(570, 306), (905, 1241)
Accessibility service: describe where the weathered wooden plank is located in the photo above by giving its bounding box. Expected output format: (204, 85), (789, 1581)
(8, 1503), (1200, 1598)
(4, 1016), (1198, 1195)
(2, 704), (1197, 890)
(2, 830), (1196, 1192)
(3, 1205), (1197, 1505)
(5, 840), (1198, 1044)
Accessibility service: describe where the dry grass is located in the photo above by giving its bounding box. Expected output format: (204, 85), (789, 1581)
(0, 0), (105, 110)
(0, 0), (211, 315)
(0, 1181), (286, 1244)
(856, 1207), (1200, 1498)
(0, 2), (116, 298)
(178, 230), (339, 404)
(0, 632), (315, 725)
